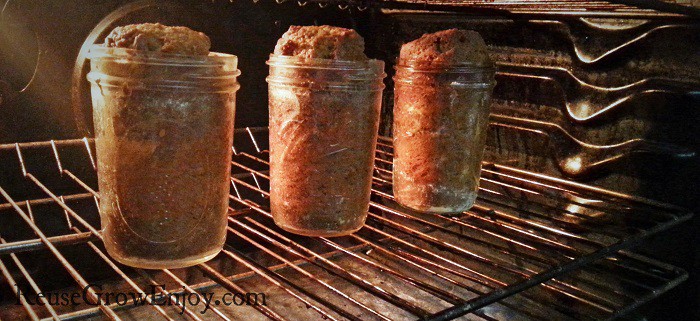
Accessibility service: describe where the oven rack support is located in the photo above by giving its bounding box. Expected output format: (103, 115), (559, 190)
(0, 127), (692, 321)
(254, 0), (700, 19)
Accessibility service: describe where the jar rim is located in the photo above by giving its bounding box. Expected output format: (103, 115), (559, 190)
(395, 59), (495, 73)
(86, 45), (238, 67)
(267, 54), (385, 71)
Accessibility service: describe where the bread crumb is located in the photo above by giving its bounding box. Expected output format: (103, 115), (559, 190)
(274, 25), (368, 61)
(105, 23), (210, 56)
(399, 29), (491, 66)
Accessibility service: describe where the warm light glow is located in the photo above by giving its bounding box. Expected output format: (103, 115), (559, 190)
(564, 156), (582, 174)
(565, 204), (582, 215)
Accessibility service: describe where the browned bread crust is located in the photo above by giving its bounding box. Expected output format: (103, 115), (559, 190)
(274, 25), (368, 61)
(399, 28), (490, 66)
(105, 23), (210, 56)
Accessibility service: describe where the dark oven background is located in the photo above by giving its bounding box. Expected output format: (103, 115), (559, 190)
(0, 0), (698, 320)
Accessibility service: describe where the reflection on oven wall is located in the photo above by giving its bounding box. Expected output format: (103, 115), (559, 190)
(372, 12), (700, 320)
(374, 13), (699, 206)
(375, 13), (699, 199)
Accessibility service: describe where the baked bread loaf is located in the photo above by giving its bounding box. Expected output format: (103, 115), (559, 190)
(274, 25), (368, 61)
(104, 23), (210, 56)
(399, 28), (491, 66)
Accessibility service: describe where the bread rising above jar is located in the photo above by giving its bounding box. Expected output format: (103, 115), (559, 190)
(273, 25), (368, 61)
(398, 28), (492, 67)
(104, 23), (211, 56)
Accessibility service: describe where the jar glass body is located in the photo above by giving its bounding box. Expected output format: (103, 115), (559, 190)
(87, 46), (240, 268)
(393, 62), (495, 213)
(267, 55), (386, 237)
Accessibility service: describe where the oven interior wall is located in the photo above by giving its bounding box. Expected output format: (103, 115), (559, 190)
(370, 11), (700, 321)
(0, 0), (697, 320)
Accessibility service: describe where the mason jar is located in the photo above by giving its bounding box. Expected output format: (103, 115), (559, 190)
(87, 46), (240, 268)
(267, 55), (385, 237)
(392, 60), (495, 214)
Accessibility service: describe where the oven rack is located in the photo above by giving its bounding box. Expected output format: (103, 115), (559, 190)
(0, 127), (691, 321)
(257, 0), (700, 19)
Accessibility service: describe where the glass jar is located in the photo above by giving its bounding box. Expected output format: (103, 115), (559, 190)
(267, 55), (385, 237)
(87, 46), (240, 269)
(392, 61), (495, 214)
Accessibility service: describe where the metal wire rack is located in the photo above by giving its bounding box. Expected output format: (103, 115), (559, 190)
(263, 0), (700, 19)
(0, 127), (691, 321)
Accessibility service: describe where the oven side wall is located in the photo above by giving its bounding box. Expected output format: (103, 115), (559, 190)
(368, 11), (700, 321)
